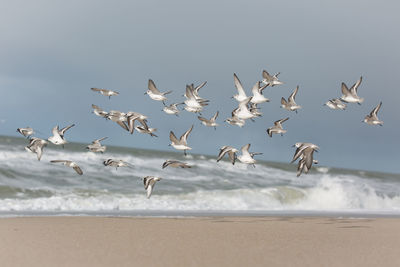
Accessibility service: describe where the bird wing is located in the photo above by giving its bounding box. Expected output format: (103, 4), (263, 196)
(233, 73), (247, 98)
(197, 116), (208, 123)
(50, 160), (68, 164)
(341, 82), (350, 96)
(162, 161), (171, 169)
(36, 146), (44, 161)
(262, 70), (272, 80)
(241, 144), (251, 157)
(52, 125), (60, 136)
(217, 146), (230, 162)
(116, 121), (129, 131)
(180, 125), (193, 143)
(288, 86), (299, 103)
(91, 88), (102, 92)
(350, 76), (362, 94)
(211, 111), (219, 121)
(194, 81), (207, 94)
(281, 97), (287, 106)
(60, 124), (75, 136)
(275, 117), (289, 126)
(148, 79), (161, 94)
(169, 131), (180, 144)
(73, 165), (83, 175)
(228, 151), (237, 165)
(370, 102), (382, 117)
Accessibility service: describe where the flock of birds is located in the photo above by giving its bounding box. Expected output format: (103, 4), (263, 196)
(16, 69), (383, 198)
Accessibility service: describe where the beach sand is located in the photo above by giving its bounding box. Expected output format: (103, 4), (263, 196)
(0, 216), (399, 267)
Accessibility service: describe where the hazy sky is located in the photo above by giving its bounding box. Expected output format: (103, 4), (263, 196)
(1, 0), (399, 173)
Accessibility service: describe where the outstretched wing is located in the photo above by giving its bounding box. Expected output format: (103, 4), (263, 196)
(262, 70), (272, 80)
(60, 124), (75, 136)
(241, 144), (251, 157)
(180, 125), (193, 143)
(288, 86), (299, 102)
(73, 165), (83, 175)
(350, 76), (362, 94)
(211, 111), (219, 121)
(275, 117), (289, 126)
(370, 101), (382, 117)
(148, 79), (161, 94)
(169, 131), (180, 144)
(233, 73), (247, 98)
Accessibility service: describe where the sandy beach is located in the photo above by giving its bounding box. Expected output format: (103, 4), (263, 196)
(0, 216), (399, 267)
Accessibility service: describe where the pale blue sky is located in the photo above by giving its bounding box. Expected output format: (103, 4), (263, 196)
(0, 0), (399, 173)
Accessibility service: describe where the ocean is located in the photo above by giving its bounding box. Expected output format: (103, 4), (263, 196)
(1, 135), (400, 216)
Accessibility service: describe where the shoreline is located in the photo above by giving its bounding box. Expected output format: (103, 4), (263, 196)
(1, 216), (399, 267)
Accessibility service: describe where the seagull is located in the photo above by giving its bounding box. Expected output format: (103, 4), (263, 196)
(233, 97), (256, 120)
(17, 127), (34, 138)
(91, 104), (108, 118)
(91, 88), (119, 99)
(324, 98), (346, 110)
(135, 125), (158, 137)
(50, 160), (83, 175)
(143, 176), (162, 199)
(364, 102), (383, 126)
(267, 117), (289, 137)
(169, 125), (193, 155)
(237, 144), (262, 167)
(340, 76), (364, 104)
(198, 111), (219, 130)
(145, 79), (172, 105)
(103, 159), (131, 170)
(184, 85), (209, 114)
(232, 73), (248, 102)
(86, 137), (107, 153)
(48, 124), (75, 147)
(281, 86), (301, 113)
(162, 160), (192, 169)
(250, 81), (269, 104)
(261, 70), (283, 87)
(163, 103), (184, 116)
(25, 137), (48, 161)
(216, 146), (238, 165)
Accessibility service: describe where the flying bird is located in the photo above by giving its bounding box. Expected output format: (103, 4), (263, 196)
(261, 70), (283, 87)
(237, 144), (262, 167)
(25, 137), (48, 161)
(363, 102), (383, 126)
(232, 73), (248, 102)
(50, 160), (83, 175)
(162, 160), (192, 169)
(169, 125), (193, 155)
(91, 88), (119, 99)
(103, 159), (131, 170)
(324, 98), (346, 110)
(217, 146), (238, 165)
(48, 124), (75, 147)
(267, 117), (289, 137)
(198, 111), (219, 130)
(340, 76), (364, 104)
(145, 79), (172, 105)
(281, 86), (301, 113)
(143, 176), (162, 199)
(17, 127), (34, 138)
(86, 137), (107, 153)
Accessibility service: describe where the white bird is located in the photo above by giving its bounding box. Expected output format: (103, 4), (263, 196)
(135, 125), (158, 137)
(184, 85), (209, 114)
(291, 143), (319, 164)
(340, 76), (364, 104)
(364, 102), (383, 126)
(103, 159), (131, 170)
(185, 81), (208, 101)
(50, 160), (83, 175)
(48, 124), (75, 147)
(281, 86), (301, 113)
(261, 70), (283, 87)
(17, 127), (34, 138)
(25, 137), (48, 161)
(143, 176), (162, 199)
(225, 112), (246, 127)
(91, 88), (119, 99)
(295, 147), (318, 177)
(233, 97), (256, 120)
(216, 146), (238, 165)
(126, 112), (148, 134)
(169, 125), (193, 155)
(250, 81), (269, 104)
(232, 73), (248, 102)
(162, 160), (192, 169)
(163, 103), (184, 116)
(249, 103), (263, 117)
(107, 110), (129, 131)
(86, 137), (107, 153)
(145, 79), (172, 105)
(237, 144), (262, 167)
(198, 111), (219, 130)
(324, 98), (346, 110)
(267, 117), (289, 137)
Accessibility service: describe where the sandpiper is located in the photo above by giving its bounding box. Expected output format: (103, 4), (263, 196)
(281, 86), (301, 113)
(86, 137), (107, 153)
(25, 137), (48, 161)
(169, 125), (193, 155)
(48, 124), (75, 147)
(17, 127), (34, 138)
(162, 160), (192, 169)
(261, 69), (283, 87)
(198, 111), (219, 130)
(232, 73), (248, 102)
(340, 76), (364, 104)
(143, 176), (162, 199)
(217, 146), (238, 165)
(267, 117), (289, 137)
(324, 98), (346, 110)
(145, 79), (172, 105)
(364, 102), (383, 126)
(237, 144), (262, 167)
(250, 81), (269, 104)
(91, 88), (119, 99)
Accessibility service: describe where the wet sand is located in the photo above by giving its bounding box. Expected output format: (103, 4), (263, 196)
(0, 216), (399, 267)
